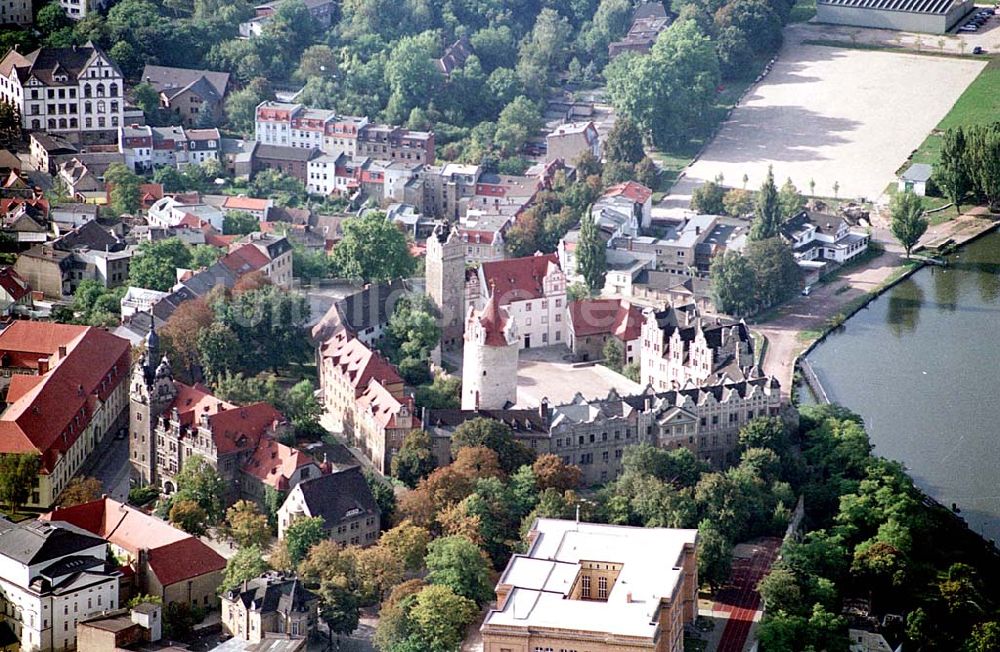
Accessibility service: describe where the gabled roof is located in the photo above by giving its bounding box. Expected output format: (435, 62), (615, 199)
(567, 299), (643, 341)
(291, 466), (379, 526)
(436, 36), (473, 75)
(0, 520), (106, 566)
(43, 497), (188, 552)
(243, 439), (319, 491)
(223, 196), (271, 212)
(147, 537), (226, 587)
(603, 181), (652, 205)
(0, 324), (131, 471)
(2, 42), (121, 86)
(224, 574), (317, 615)
(141, 65), (230, 102)
(165, 381), (284, 456)
(356, 377), (413, 429)
(319, 331), (402, 398)
(479, 253), (562, 305)
(311, 279), (410, 343)
(0, 266), (31, 301)
(220, 243), (270, 275)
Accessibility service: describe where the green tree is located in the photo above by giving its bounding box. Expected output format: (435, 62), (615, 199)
(392, 430), (437, 487)
(365, 470), (396, 526)
(36, 2), (71, 34)
(414, 374), (461, 410)
(197, 323), (242, 381)
(129, 238), (193, 291)
(130, 81), (160, 117)
(318, 575), (361, 646)
(380, 520), (432, 572)
(965, 123), (1000, 210)
(494, 96), (543, 157)
(966, 621), (1000, 652)
(190, 245), (222, 269)
(745, 238), (801, 308)
(516, 8), (572, 98)
(757, 566), (802, 613)
(284, 516), (326, 567)
(576, 213), (607, 293)
(174, 455), (226, 522)
(691, 180), (726, 214)
(602, 337), (624, 373)
(750, 166), (782, 240)
(220, 545), (269, 592)
(407, 585), (478, 652)
(223, 210), (259, 236)
(778, 177), (804, 219)
(697, 519), (732, 590)
(937, 126), (970, 213)
(451, 417), (535, 473)
(0, 102), (20, 152)
(384, 31), (442, 124)
(723, 188), (754, 217)
(710, 251), (756, 317)
(331, 211), (414, 282)
(217, 286), (310, 374)
(105, 163), (142, 216)
(225, 78), (273, 133)
(291, 244), (331, 282)
(739, 417), (788, 453)
(889, 190), (927, 258)
(169, 498), (209, 535)
(604, 115), (645, 165)
(425, 535), (494, 605)
(0, 454), (40, 513)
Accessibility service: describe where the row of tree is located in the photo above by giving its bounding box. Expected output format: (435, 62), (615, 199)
(936, 123), (1000, 213)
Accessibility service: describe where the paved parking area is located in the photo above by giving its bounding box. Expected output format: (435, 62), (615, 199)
(674, 33), (985, 205)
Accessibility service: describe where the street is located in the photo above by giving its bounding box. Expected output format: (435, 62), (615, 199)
(81, 428), (131, 502)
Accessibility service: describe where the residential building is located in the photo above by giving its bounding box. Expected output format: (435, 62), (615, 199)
(119, 125), (220, 172)
(146, 195), (225, 232)
(898, 162), (933, 196)
(119, 286), (169, 319)
(355, 124), (434, 165)
(640, 303), (755, 391)
(0, 519), (119, 652)
(608, 1), (672, 57)
(566, 298), (644, 365)
(780, 210), (870, 280)
(2, 198), (49, 246)
(545, 121), (600, 164)
(457, 220), (508, 265)
(0, 0), (30, 25)
(470, 253), (568, 350)
(58, 0), (108, 19)
(251, 143), (322, 185)
(140, 65), (231, 127)
(221, 573), (318, 643)
(481, 518), (698, 652)
(14, 221), (127, 299)
(240, 0), (335, 37)
(50, 203), (98, 230)
(42, 497), (226, 609)
(222, 195), (272, 221)
(128, 336), (287, 502)
(310, 279), (411, 347)
(28, 133), (78, 174)
(435, 36), (473, 77)
(0, 322), (131, 509)
(224, 232), (293, 288)
(593, 181), (653, 239)
(462, 286), (519, 410)
(0, 265), (32, 315)
(277, 466), (380, 545)
(241, 438), (326, 504)
(0, 42), (124, 135)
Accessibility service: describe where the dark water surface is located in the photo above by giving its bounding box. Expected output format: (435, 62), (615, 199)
(805, 230), (1000, 545)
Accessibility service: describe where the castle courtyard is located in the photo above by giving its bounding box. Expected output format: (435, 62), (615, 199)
(513, 346), (643, 408)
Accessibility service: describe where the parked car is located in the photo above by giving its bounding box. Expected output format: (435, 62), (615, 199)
(801, 285), (813, 296)
(973, 46), (985, 54)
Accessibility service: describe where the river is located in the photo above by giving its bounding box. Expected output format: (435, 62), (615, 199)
(803, 229), (1000, 546)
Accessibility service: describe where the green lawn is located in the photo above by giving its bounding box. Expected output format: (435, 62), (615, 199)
(910, 58), (1000, 168)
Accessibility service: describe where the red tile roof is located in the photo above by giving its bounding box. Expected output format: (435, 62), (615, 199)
(43, 497), (225, 586)
(0, 324), (130, 470)
(0, 266), (31, 302)
(604, 181), (652, 205)
(220, 243), (270, 275)
(0, 197), (49, 217)
(567, 299), (644, 341)
(479, 253), (561, 305)
(320, 331), (402, 398)
(223, 196), (270, 212)
(167, 381), (283, 455)
(357, 377), (414, 429)
(242, 439), (319, 491)
(472, 286), (511, 347)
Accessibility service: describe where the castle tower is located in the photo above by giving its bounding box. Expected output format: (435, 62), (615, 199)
(129, 320), (176, 486)
(462, 284), (519, 410)
(426, 222), (466, 351)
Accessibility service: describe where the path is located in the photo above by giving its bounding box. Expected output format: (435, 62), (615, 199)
(711, 538), (781, 652)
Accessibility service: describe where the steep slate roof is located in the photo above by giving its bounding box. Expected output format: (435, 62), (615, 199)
(0, 520), (106, 565)
(293, 466), (379, 526)
(1, 42), (121, 85)
(0, 324), (131, 471)
(310, 279), (410, 343)
(141, 64), (230, 102)
(479, 253), (561, 305)
(225, 574), (317, 615)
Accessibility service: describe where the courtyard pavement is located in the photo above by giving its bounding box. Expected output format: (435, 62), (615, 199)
(514, 346), (643, 408)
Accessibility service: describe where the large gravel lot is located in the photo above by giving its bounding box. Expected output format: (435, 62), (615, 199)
(673, 41), (985, 204)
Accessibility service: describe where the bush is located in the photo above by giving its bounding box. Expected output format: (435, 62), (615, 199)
(128, 485), (159, 506)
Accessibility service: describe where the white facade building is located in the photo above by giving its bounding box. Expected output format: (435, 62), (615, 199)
(472, 253), (567, 350)
(0, 0), (31, 25)
(146, 196), (225, 232)
(0, 520), (119, 652)
(462, 289), (519, 410)
(0, 42), (123, 134)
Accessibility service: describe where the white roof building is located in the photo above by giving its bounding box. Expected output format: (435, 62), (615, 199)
(482, 518), (698, 652)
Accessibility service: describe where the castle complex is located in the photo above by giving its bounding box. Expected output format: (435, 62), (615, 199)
(461, 285), (519, 410)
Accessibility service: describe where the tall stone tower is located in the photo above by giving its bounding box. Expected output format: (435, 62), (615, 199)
(129, 321), (176, 487)
(426, 222), (466, 351)
(462, 285), (519, 410)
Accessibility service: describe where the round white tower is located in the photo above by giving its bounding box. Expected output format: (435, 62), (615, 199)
(462, 285), (519, 410)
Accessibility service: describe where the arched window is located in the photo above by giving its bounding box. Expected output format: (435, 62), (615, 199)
(58, 118), (67, 129)
(84, 101), (92, 114)
(109, 83), (118, 97)
(69, 118), (78, 128)
(84, 84), (91, 98)
(96, 83), (105, 97)
(47, 119), (56, 129)
(31, 119), (40, 130)
(96, 100), (105, 114)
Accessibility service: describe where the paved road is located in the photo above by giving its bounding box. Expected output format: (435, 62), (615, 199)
(712, 538), (782, 652)
(81, 429), (131, 502)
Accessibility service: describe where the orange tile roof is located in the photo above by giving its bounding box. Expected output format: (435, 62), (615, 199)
(223, 196), (269, 212)
(242, 439), (318, 491)
(357, 377), (413, 429)
(567, 299), (644, 341)
(320, 331), (402, 399)
(167, 381), (283, 455)
(220, 243), (270, 275)
(604, 181), (652, 205)
(147, 537), (226, 587)
(0, 266), (31, 302)
(0, 324), (130, 470)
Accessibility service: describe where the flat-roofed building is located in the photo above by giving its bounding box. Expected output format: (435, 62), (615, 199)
(816, 0), (974, 33)
(482, 518), (698, 652)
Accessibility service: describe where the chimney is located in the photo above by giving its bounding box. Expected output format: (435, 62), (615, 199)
(626, 591), (633, 603)
(539, 397), (549, 420)
(37, 357), (49, 374)
(58, 345), (67, 358)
